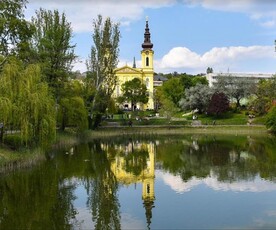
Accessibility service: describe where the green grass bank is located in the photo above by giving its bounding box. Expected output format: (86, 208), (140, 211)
(0, 125), (270, 173)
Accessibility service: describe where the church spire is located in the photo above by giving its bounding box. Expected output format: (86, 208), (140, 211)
(142, 16), (153, 50)
(133, 56), (136, 68)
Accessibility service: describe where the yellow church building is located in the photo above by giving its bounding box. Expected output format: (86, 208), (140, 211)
(114, 18), (154, 110)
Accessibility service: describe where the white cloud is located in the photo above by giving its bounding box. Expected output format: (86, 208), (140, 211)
(155, 45), (275, 73)
(74, 45), (275, 73)
(156, 170), (276, 193)
(182, 0), (276, 28)
(260, 20), (276, 28)
(25, 0), (276, 33)
(26, 0), (176, 32)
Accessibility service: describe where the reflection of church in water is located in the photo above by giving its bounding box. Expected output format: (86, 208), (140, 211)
(104, 141), (155, 228)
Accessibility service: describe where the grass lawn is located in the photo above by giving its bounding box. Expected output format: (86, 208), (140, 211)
(105, 110), (266, 126)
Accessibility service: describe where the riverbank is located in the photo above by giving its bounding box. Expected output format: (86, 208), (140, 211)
(0, 125), (270, 172)
(93, 124), (268, 137)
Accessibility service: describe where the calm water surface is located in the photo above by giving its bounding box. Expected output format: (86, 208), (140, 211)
(1, 134), (276, 229)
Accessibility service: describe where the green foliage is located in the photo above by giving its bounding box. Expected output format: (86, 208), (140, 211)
(31, 8), (76, 97)
(58, 80), (88, 132)
(119, 78), (148, 110)
(251, 77), (276, 115)
(0, 0), (34, 60)
(159, 98), (178, 120)
(158, 74), (208, 110)
(266, 106), (276, 134)
(162, 77), (183, 107)
(0, 59), (56, 146)
(86, 15), (120, 128)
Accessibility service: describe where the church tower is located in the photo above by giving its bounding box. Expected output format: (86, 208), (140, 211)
(141, 17), (154, 110)
(142, 143), (155, 229)
(141, 17), (154, 71)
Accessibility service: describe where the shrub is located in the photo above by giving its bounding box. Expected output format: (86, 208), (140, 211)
(265, 106), (276, 134)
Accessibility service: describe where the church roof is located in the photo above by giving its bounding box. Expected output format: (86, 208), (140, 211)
(142, 17), (153, 50)
(154, 75), (168, 81)
(115, 65), (143, 74)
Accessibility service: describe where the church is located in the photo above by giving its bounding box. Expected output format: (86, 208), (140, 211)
(114, 18), (154, 110)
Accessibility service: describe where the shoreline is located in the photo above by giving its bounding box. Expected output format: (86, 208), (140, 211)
(0, 125), (270, 173)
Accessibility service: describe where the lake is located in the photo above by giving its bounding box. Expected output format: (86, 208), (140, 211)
(0, 134), (276, 229)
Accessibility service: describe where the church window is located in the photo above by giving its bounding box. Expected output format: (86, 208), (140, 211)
(146, 57), (149, 66)
(147, 184), (150, 194)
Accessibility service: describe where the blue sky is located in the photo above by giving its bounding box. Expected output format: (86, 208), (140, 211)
(25, 0), (276, 74)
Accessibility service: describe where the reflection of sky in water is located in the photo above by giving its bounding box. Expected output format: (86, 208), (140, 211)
(72, 182), (146, 229)
(157, 170), (276, 193)
(70, 170), (276, 229)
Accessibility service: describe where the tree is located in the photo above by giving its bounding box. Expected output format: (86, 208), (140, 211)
(31, 8), (76, 98)
(162, 77), (183, 107)
(251, 76), (276, 114)
(86, 15), (120, 126)
(207, 92), (229, 116)
(118, 78), (148, 111)
(191, 76), (209, 86)
(266, 106), (276, 134)
(0, 0), (34, 64)
(214, 76), (256, 108)
(0, 59), (56, 146)
(179, 74), (193, 90)
(206, 67), (213, 74)
(57, 80), (88, 132)
(179, 84), (213, 113)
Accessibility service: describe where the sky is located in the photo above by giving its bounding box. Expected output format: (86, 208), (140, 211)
(25, 0), (276, 74)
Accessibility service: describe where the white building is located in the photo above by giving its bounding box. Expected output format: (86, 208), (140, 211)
(206, 72), (274, 87)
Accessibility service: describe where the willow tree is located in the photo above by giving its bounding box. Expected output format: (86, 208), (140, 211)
(0, 59), (56, 146)
(86, 15), (120, 128)
(31, 8), (76, 99)
(57, 80), (88, 132)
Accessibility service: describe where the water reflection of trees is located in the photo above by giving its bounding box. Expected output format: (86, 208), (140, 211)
(84, 141), (121, 230)
(156, 135), (276, 183)
(0, 135), (275, 229)
(0, 162), (78, 229)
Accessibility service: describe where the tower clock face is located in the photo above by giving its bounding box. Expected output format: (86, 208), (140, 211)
(146, 51), (149, 55)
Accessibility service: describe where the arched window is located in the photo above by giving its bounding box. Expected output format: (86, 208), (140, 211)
(146, 57), (149, 66)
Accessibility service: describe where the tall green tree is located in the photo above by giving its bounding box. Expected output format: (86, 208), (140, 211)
(162, 77), (183, 107)
(31, 8), (76, 98)
(86, 15), (120, 127)
(118, 78), (148, 111)
(57, 80), (88, 132)
(0, 59), (56, 146)
(0, 0), (34, 65)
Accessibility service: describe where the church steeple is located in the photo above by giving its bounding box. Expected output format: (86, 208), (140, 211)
(142, 16), (153, 50)
(133, 57), (136, 68)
